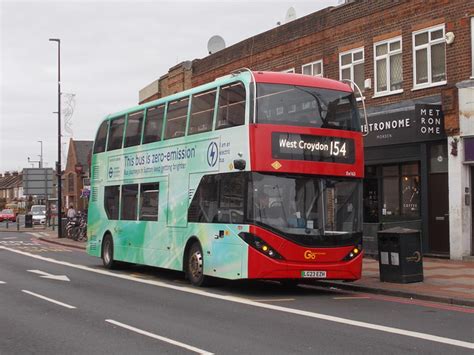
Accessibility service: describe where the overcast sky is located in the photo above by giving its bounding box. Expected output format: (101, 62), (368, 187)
(0, 0), (338, 173)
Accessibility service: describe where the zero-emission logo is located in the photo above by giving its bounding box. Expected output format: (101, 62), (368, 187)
(207, 142), (218, 167)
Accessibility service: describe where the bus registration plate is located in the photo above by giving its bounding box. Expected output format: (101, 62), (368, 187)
(301, 271), (327, 278)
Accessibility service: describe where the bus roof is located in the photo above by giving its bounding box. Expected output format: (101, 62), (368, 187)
(105, 70), (352, 120)
(252, 71), (352, 93)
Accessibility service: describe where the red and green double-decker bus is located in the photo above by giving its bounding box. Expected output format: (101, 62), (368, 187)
(87, 70), (364, 286)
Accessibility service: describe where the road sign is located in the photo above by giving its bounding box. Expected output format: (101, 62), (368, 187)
(22, 168), (55, 196)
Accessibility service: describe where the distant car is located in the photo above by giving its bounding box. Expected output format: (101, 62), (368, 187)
(0, 209), (16, 222)
(30, 205), (47, 225)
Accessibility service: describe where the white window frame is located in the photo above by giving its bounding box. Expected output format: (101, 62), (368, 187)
(373, 36), (403, 97)
(301, 60), (323, 77)
(471, 17), (474, 78)
(412, 24), (447, 90)
(339, 47), (365, 98)
(281, 68), (295, 73)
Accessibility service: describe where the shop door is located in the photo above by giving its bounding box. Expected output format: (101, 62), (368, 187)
(471, 166), (474, 256)
(428, 173), (450, 254)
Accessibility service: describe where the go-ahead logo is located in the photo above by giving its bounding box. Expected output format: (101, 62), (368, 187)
(207, 142), (218, 167)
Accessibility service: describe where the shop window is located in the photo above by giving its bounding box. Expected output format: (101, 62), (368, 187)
(364, 163), (421, 223)
(374, 37), (402, 95)
(429, 143), (448, 173)
(413, 25), (446, 88)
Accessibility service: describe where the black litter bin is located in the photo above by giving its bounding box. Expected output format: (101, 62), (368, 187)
(377, 227), (423, 283)
(25, 214), (33, 228)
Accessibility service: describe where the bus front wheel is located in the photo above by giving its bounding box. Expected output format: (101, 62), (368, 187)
(186, 242), (209, 287)
(102, 234), (116, 269)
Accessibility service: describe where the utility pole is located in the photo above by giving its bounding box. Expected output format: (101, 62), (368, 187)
(49, 38), (63, 238)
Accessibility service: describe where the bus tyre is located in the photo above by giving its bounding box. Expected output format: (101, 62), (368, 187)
(186, 242), (209, 287)
(102, 235), (116, 269)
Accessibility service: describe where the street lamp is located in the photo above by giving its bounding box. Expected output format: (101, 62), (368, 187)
(49, 38), (63, 238)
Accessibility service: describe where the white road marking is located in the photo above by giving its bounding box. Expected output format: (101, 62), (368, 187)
(3, 237), (18, 240)
(105, 319), (213, 354)
(252, 298), (295, 302)
(2, 246), (473, 350)
(27, 269), (70, 281)
(22, 290), (76, 309)
(333, 296), (371, 300)
(0, 281), (5, 284)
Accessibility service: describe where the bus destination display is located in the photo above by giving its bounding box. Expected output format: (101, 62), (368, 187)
(272, 132), (355, 164)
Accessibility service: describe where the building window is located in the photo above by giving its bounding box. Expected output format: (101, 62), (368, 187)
(374, 37), (402, 95)
(413, 24), (446, 88)
(68, 173), (74, 193)
(302, 60), (323, 77)
(339, 47), (365, 92)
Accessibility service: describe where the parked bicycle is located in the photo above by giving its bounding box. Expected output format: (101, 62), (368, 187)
(66, 211), (87, 241)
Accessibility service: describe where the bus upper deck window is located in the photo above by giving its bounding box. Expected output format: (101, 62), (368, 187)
(107, 116), (125, 151)
(143, 105), (165, 144)
(165, 97), (189, 140)
(216, 83), (246, 130)
(189, 90), (216, 135)
(124, 111), (144, 148)
(93, 121), (109, 154)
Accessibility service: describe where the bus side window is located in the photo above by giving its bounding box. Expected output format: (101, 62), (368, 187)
(188, 90), (216, 135)
(139, 183), (159, 221)
(104, 185), (120, 220)
(107, 116), (125, 151)
(165, 97), (189, 140)
(216, 83), (246, 130)
(217, 173), (244, 223)
(124, 110), (144, 148)
(121, 184), (138, 221)
(93, 121), (109, 154)
(143, 105), (165, 144)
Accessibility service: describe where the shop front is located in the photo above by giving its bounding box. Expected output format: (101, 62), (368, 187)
(362, 99), (448, 256)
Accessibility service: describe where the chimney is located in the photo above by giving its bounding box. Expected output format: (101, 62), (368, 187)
(12, 171), (19, 176)
(4, 171), (11, 177)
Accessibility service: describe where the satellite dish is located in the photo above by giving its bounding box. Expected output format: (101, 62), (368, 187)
(207, 35), (226, 54)
(285, 7), (297, 23)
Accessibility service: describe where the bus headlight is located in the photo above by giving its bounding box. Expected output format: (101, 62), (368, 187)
(238, 232), (284, 260)
(342, 244), (363, 261)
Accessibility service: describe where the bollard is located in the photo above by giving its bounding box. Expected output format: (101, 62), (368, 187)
(17, 218), (19, 231)
(6, 220), (8, 229)
(52, 217), (55, 231)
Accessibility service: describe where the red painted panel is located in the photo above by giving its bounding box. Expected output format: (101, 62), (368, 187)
(252, 71), (352, 93)
(246, 225), (363, 280)
(249, 124), (364, 178)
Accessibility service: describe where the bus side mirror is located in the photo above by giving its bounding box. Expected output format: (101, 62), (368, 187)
(234, 159), (246, 170)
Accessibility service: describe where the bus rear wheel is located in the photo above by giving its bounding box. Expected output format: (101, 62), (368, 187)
(186, 242), (209, 287)
(102, 234), (116, 269)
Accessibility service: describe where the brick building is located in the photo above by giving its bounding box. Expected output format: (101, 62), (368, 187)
(139, 0), (474, 259)
(63, 139), (93, 213)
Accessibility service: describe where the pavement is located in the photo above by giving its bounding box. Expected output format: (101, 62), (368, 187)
(1, 225), (473, 307)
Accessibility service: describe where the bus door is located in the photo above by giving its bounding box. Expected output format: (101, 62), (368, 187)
(209, 173), (245, 279)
